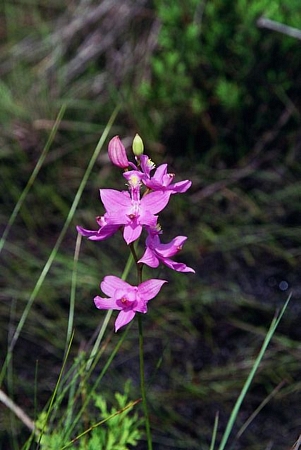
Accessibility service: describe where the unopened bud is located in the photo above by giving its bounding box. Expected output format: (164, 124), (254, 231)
(108, 136), (129, 169)
(132, 134), (144, 156)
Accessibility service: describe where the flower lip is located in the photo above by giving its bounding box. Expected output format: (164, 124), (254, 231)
(116, 295), (137, 310)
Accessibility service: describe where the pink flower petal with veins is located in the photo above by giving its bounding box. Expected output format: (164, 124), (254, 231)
(115, 310), (136, 332)
(101, 276), (132, 297)
(100, 189), (131, 211)
(138, 279), (167, 300)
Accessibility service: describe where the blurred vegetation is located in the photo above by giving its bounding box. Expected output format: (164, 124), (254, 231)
(34, 379), (142, 450)
(1, 0), (301, 449)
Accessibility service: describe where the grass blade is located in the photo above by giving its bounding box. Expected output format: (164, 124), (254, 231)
(0, 105), (120, 386)
(217, 293), (292, 450)
(0, 104), (66, 255)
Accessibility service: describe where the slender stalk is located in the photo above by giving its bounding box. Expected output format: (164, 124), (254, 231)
(0, 389), (35, 432)
(209, 412), (219, 450)
(129, 242), (152, 449)
(138, 315), (152, 450)
(65, 232), (82, 355)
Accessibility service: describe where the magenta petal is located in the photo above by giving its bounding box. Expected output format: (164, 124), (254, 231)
(90, 225), (120, 240)
(138, 247), (160, 268)
(123, 223), (142, 244)
(155, 164), (168, 178)
(170, 180), (192, 193)
(139, 155), (155, 175)
(101, 276), (132, 297)
(94, 296), (121, 310)
(115, 310), (136, 332)
(100, 189), (131, 212)
(106, 211), (127, 225)
(155, 236), (188, 258)
(169, 235), (188, 247)
(142, 191), (171, 214)
(138, 211), (158, 228)
(162, 258), (195, 273)
(76, 224), (119, 240)
(144, 179), (164, 190)
(76, 226), (99, 238)
(138, 279), (167, 301)
(134, 300), (148, 314)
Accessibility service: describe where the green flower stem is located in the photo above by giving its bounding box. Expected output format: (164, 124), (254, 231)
(138, 314), (152, 450)
(129, 241), (142, 278)
(129, 241), (152, 449)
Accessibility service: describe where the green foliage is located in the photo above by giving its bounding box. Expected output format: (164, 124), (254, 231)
(36, 381), (142, 449)
(87, 388), (142, 450)
(137, 0), (301, 161)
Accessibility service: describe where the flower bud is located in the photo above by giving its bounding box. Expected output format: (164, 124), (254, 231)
(108, 136), (129, 169)
(132, 134), (144, 156)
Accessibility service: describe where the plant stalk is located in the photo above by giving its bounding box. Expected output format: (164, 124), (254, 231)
(129, 242), (152, 449)
(138, 315), (152, 450)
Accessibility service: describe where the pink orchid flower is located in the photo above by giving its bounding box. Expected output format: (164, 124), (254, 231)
(94, 276), (167, 331)
(99, 188), (171, 244)
(77, 188), (171, 245)
(138, 232), (195, 273)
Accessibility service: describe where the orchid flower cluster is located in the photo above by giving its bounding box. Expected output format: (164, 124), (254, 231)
(77, 135), (194, 332)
